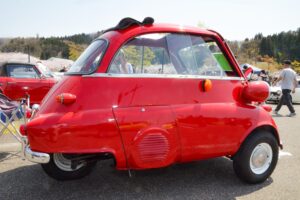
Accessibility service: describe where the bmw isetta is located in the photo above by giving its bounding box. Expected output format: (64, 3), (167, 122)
(20, 17), (281, 183)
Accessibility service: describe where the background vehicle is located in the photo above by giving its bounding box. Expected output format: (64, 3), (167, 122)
(0, 62), (57, 105)
(268, 77), (300, 103)
(20, 18), (280, 184)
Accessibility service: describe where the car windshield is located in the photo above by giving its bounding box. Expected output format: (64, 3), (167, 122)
(67, 39), (107, 74)
(36, 63), (53, 78)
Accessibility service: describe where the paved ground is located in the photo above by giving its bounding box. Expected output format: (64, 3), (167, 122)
(0, 104), (300, 200)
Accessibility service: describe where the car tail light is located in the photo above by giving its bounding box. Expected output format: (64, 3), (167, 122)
(56, 93), (76, 105)
(19, 124), (27, 136)
(26, 108), (32, 118)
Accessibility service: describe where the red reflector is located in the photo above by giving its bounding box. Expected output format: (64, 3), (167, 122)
(56, 93), (76, 105)
(19, 124), (27, 136)
(200, 79), (213, 92)
(26, 108), (32, 118)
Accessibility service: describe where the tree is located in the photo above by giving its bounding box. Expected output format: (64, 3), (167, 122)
(40, 38), (69, 59)
(123, 46), (155, 67)
(259, 37), (274, 57)
(66, 41), (86, 61)
(292, 60), (300, 73)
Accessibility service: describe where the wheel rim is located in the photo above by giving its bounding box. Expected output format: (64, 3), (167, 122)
(250, 143), (273, 175)
(53, 153), (85, 171)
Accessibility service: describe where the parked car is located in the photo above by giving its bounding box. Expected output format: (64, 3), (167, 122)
(268, 77), (300, 103)
(0, 62), (57, 105)
(20, 17), (281, 184)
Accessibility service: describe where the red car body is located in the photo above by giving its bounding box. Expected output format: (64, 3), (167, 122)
(0, 62), (57, 104)
(21, 18), (281, 183)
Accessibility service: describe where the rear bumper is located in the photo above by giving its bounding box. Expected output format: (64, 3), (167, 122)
(23, 145), (50, 164)
(21, 137), (50, 164)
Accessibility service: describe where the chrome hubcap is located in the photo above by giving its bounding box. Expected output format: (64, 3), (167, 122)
(250, 143), (273, 174)
(53, 153), (85, 171)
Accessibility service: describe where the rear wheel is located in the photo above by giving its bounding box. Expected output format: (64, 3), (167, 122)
(42, 153), (96, 181)
(233, 131), (278, 184)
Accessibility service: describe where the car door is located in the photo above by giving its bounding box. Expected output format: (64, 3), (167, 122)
(5, 64), (50, 103)
(163, 34), (249, 162)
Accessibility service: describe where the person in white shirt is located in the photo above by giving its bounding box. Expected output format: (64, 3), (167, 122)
(115, 49), (133, 74)
(273, 60), (297, 117)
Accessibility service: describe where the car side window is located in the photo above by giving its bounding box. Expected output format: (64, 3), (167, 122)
(108, 33), (238, 77)
(6, 64), (39, 78)
(173, 35), (233, 76)
(108, 33), (177, 75)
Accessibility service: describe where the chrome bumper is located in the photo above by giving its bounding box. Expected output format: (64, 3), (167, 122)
(21, 137), (50, 164)
(268, 93), (281, 101)
(24, 146), (50, 164)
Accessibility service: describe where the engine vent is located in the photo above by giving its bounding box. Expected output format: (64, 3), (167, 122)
(137, 133), (170, 163)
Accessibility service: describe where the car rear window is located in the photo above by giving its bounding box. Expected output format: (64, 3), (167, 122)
(67, 39), (107, 74)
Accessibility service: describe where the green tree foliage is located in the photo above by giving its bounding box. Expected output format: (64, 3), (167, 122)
(40, 38), (69, 59)
(152, 48), (170, 65)
(292, 60), (300, 73)
(123, 46), (155, 67)
(66, 41), (87, 61)
(228, 28), (300, 72)
(62, 33), (93, 45)
(1, 38), (41, 57)
(259, 28), (300, 62)
(143, 47), (155, 66)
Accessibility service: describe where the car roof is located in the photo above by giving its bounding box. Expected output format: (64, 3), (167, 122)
(102, 17), (219, 36)
(98, 18), (224, 43)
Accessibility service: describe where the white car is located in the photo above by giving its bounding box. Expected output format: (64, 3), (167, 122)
(268, 77), (300, 103)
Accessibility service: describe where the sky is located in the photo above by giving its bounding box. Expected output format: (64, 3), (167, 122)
(0, 0), (299, 40)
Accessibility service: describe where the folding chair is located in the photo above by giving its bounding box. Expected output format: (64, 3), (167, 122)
(0, 102), (25, 142)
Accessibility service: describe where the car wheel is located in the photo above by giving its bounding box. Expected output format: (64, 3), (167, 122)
(233, 131), (278, 184)
(42, 153), (96, 181)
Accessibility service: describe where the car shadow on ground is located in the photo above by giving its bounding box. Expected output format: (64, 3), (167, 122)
(0, 154), (272, 200)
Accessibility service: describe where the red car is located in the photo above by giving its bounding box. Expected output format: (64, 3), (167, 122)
(0, 62), (57, 104)
(20, 18), (281, 183)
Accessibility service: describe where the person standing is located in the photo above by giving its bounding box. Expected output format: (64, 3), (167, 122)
(273, 60), (297, 117)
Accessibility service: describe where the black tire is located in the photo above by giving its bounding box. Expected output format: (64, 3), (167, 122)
(42, 153), (96, 181)
(233, 131), (278, 184)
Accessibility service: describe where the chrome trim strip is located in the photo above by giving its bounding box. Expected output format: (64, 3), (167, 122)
(83, 73), (244, 81)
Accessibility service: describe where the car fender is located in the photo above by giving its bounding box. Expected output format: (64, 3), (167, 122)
(238, 110), (281, 150)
